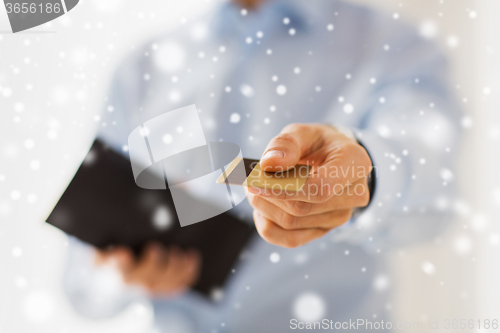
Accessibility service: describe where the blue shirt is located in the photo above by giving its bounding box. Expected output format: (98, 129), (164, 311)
(63, 0), (461, 332)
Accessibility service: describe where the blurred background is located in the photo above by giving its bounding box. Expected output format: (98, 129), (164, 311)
(0, 0), (499, 332)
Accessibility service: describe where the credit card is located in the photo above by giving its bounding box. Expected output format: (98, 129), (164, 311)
(216, 158), (312, 192)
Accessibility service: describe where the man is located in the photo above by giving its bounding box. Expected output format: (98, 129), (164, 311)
(63, 0), (461, 331)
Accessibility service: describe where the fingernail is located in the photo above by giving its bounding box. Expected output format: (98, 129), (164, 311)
(262, 150), (284, 161)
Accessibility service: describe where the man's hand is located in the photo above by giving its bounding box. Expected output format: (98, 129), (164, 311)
(248, 123), (373, 248)
(95, 243), (201, 296)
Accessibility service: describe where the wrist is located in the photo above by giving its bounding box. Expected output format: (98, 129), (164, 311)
(327, 123), (376, 216)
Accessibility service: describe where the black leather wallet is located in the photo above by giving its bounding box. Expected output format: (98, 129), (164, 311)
(46, 140), (256, 298)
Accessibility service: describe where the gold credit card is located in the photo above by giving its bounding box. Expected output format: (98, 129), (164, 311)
(216, 158), (312, 192)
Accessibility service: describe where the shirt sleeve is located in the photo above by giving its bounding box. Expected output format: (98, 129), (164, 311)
(330, 29), (463, 252)
(61, 237), (145, 319)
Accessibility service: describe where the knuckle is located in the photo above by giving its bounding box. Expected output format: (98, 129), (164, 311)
(336, 141), (353, 155)
(248, 194), (259, 208)
(290, 201), (312, 217)
(273, 132), (298, 147)
(269, 189), (289, 200)
(259, 221), (273, 240)
(280, 212), (297, 230)
(284, 234), (301, 248)
(315, 190), (331, 203)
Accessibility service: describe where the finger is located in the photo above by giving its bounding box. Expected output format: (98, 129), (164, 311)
(125, 243), (163, 285)
(249, 193), (352, 230)
(249, 178), (370, 216)
(180, 249), (202, 286)
(260, 124), (324, 172)
(248, 173), (336, 202)
(253, 210), (329, 248)
(166, 247), (200, 286)
(154, 248), (200, 294)
(252, 138), (373, 202)
(95, 247), (125, 265)
(249, 192), (352, 228)
(248, 169), (370, 203)
(95, 247), (135, 272)
(94, 249), (108, 265)
(247, 173), (326, 202)
(114, 248), (135, 266)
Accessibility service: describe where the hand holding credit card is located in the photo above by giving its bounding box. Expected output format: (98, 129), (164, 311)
(218, 124), (374, 248)
(216, 158), (312, 192)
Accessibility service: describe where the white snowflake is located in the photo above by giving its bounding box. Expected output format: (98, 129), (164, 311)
(12, 247), (23, 257)
(23, 290), (56, 323)
(454, 235), (472, 255)
(343, 104), (354, 114)
(293, 292), (326, 322)
(230, 113), (241, 124)
(421, 261), (436, 275)
(270, 252), (280, 263)
(419, 20), (438, 39)
(162, 134), (173, 144)
(240, 84), (254, 97)
(373, 274), (390, 291)
(447, 35), (460, 48)
(276, 85), (287, 96)
(152, 205), (173, 230)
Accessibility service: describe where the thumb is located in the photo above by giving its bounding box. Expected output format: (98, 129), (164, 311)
(260, 124), (323, 172)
